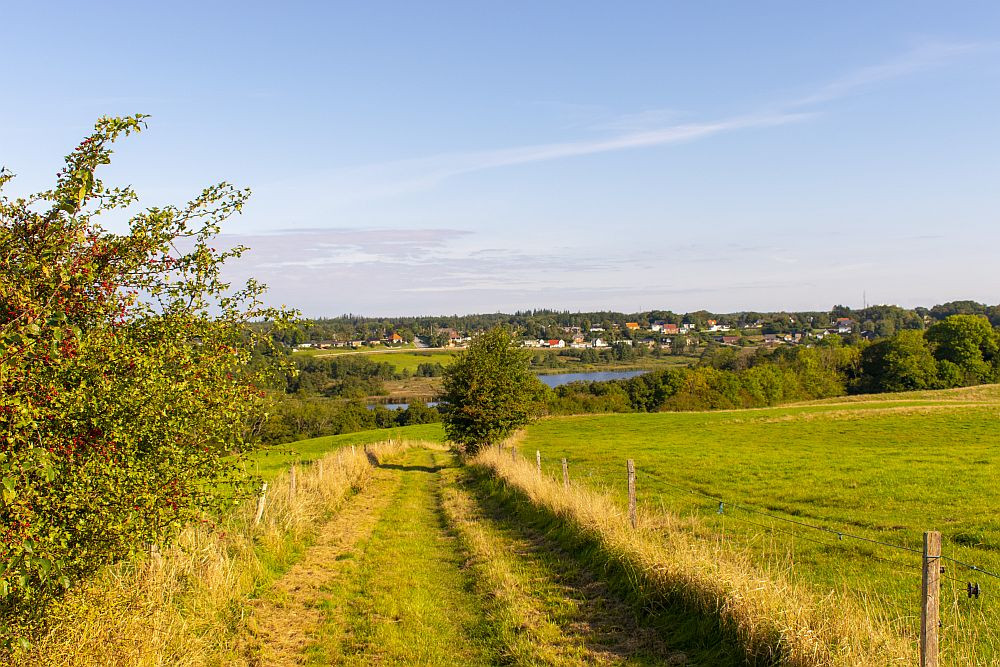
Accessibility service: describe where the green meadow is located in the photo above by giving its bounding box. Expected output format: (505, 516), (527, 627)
(521, 385), (1000, 660)
(365, 349), (459, 372)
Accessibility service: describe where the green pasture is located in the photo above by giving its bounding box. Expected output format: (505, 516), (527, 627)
(521, 388), (1000, 661)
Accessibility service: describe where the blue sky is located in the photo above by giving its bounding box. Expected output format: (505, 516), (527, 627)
(3, 2), (999, 316)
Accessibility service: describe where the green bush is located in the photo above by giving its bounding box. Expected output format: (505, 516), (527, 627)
(0, 117), (293, 645)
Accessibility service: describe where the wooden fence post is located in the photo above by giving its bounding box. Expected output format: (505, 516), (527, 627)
(511, 446), (517, 461)
(921, 530), (941, 667)
(351, 445), (356, 456)
(254, 482), (268, 525)
(289, 464), (297, 498)
(536, 450), (541, 474)
(148, 542), (162, 577)
(627, 459), (637, 529)
(561, 458), (569, 488)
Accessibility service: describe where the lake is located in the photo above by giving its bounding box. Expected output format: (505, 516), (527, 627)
(536, 369), (648, 388)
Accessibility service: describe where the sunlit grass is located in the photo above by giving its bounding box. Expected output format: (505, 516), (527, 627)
(520, 385), (1000, 664)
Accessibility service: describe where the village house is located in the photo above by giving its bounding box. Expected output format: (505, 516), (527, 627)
(546, 339), (566, 349)
(720, 335), (740, 345)
(662, 323), (679, 335)
(624, 322), (640, 331)
(834, 318), (853, 334)
(445, 330), (471, 347)
(591, 338), (608, 348)
(389, 333), (404, 344)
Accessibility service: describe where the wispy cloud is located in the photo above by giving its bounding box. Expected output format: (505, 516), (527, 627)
(789, 41), (989, 107)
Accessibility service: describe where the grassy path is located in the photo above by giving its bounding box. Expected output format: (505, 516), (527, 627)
(305, 447), (494, 665)
(251, 444), (711, 665)
(247, 457), (405, 665)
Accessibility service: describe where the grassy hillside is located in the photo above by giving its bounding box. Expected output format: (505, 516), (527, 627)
(520, 384), (1000, 662)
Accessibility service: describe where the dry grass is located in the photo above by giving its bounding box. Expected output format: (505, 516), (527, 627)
(14, 439), (412, 667)
(475, 444), (916, 666)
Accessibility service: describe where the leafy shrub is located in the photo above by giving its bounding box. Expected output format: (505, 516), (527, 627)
(0, 117), (293, 645)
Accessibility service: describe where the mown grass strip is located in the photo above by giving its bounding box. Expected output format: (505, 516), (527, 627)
(308, 447), (495, 666)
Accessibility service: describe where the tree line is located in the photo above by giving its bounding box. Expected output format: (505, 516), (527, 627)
(270, 301), (1000, 345)
(544, 314), (999, 414)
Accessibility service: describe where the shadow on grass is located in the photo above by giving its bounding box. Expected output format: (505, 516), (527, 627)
(378, 462), (455, 474)
(461, 465), (763, 667)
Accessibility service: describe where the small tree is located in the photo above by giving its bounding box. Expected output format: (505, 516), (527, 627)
(439, 327), (543, 455)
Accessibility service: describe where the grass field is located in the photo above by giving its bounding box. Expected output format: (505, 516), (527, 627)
(364, 349), (458, 372)
(31, 385), (1000, 664)
(245, 383), (1000, 661)
(520, 384), (1000, 663)
(293, 346), (454, 367)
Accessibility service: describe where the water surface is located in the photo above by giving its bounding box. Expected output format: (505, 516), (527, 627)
(537, 370), (648, 388)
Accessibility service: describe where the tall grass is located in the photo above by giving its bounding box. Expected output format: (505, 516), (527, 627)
(475, 445), (915, 666)
(13, 439), (411, 667)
